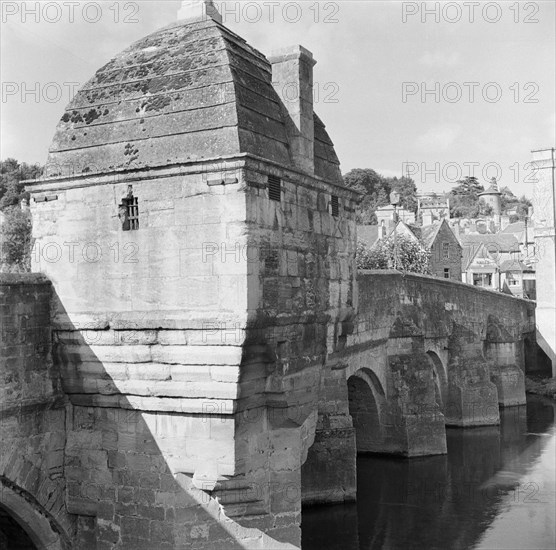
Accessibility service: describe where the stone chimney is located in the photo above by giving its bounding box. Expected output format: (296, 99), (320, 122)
(269, 45), (316, 174)
(178, 0), (222, 23)
(422, 211), (433, 226)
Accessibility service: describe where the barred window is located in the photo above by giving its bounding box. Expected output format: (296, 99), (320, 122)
(119, 187), (139, 231)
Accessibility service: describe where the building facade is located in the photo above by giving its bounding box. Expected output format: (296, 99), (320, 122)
(24, 3), (358, 546)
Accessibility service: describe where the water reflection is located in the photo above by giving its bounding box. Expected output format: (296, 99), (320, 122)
(302, 396), (555, 550)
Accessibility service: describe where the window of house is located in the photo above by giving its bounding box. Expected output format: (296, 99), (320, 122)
(268, 175), (281, 202)
(473, 273), (492, 287)
(119, 187), (139, 231)
(442, 242), (450, 259)
(507, 275), (519, 286)
(444, 268), (450, 278)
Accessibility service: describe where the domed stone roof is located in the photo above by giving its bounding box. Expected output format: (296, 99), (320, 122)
(46, 16), (342, 183)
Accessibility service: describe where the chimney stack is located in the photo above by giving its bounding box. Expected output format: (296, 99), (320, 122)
(178, 0), (222, 23)
(269, 45), (316, 174)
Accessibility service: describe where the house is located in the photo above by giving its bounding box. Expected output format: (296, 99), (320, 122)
(375, 204), (415, 226)
(417, 193), (450, 226)
(460, 233), (521, 290)
(500, 220), (536, 264)
(499, 259), (536, 300)
(462, 242), (498, 289)
(419, 219), (462, 280)
(357, 219), (462, 281)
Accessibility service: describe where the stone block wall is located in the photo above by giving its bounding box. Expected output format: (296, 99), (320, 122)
(0, 274), (75, 548)
(26, 153), (359, 548)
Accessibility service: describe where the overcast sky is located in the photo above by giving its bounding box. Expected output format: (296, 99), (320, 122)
(1, 1), (555, 197)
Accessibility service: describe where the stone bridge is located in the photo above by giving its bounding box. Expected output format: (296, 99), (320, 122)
(0, 4), (538, 548)
(1, 271), (535, 549)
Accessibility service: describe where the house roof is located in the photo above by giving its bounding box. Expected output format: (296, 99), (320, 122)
(462, 244), (477, 270)
(500, 221), (525, 234)
(418, 219), (460, 250)
(479, 178), (502, 196)
(461, 242), (499, 270)
(419, 223), (441, 248)
(499, 259), (533, 273)
(459, 233), (520, 252)
(357, 225), (380, 248)
(44, 16), (342, 183)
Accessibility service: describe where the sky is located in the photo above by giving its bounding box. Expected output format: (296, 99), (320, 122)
(1, 0), (555, 198)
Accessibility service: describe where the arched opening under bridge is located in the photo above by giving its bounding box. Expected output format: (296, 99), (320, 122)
(347, 369), (385, 454)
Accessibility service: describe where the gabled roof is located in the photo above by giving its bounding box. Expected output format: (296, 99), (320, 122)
(500, 221), (525, 234)
(459, 233), (520, 252)
(358, 225), (380, 248)
(462, 242), (498, 270)
(499, 259), (533, 273)
(418, 219), (461, 250)
(420, 223), (442, 249)
(462, 244), (476, 270)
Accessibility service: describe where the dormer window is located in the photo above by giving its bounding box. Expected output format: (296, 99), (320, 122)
(119, 185), (139, 231)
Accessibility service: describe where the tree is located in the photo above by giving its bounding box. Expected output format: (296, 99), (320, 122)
(0, 158), (42, 272)
(356, 233), (431, 274)
(449, 176), (485, 218)
(0, 207), (32, 272)
(0, 158), (43, 210)
(500, 187), (532, 221)
(388, 176), (418, 213)
(343, 169), (417, 224)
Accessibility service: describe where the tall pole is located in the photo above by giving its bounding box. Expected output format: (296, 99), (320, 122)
(394, 204), (398, 270)
(390, 191), (401, 271)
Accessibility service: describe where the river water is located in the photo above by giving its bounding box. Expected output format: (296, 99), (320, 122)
(302, 395), (556, 550)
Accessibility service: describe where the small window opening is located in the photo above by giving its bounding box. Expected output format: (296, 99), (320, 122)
(331, 195), (340, 217)
(444, 268), (450, 279)
(119, 185), (139, 231)
(442, 242), (450, 259)
(268, 175), (281, 202)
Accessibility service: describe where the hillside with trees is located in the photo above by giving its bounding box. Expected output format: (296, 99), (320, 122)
(449, 176), (531, 221)
(343, 168), (417, 224)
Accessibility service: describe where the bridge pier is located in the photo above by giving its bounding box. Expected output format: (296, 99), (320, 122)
(445, 355), (500, 426)
(445, 322), (501, 427)
(383, 345), (447, 456)
(301, 426), (357, 506)
(489, 363), (526, 407)
(485, 332), (527, 406)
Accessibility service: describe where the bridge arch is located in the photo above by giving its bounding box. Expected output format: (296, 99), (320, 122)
(347, 368), (386, 454)
(0, 480), (68, 550)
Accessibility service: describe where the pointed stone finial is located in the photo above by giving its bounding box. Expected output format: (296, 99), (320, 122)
(178, 0), (222, 23)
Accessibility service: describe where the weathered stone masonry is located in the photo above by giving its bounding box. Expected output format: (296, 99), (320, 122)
(0, 275), (74, 550)
(0, 6), (537, 549)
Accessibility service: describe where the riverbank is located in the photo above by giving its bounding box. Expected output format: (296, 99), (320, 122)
(526, 375), (556, 401)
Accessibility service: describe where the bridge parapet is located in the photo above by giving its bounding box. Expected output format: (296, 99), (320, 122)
(355, 270), (534, 412)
